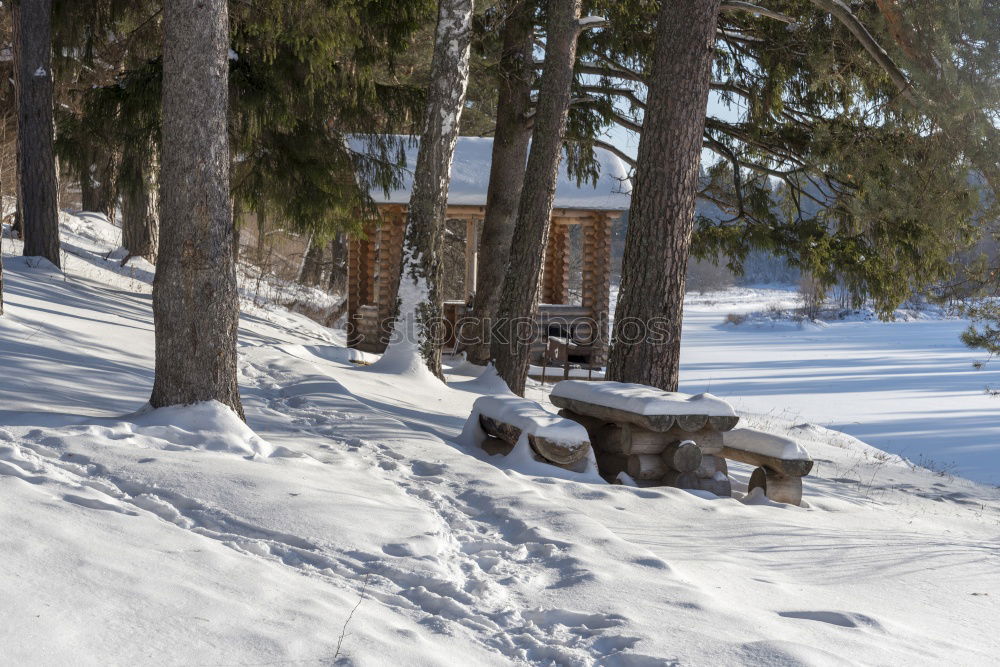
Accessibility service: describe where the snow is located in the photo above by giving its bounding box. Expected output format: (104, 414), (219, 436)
(723, 427), (810, 460)
(369, 251), (439, 381)
(1, 214), (1000, 664)
(128, 400), (275, 457)
(671, 286), (1000, 485)
(462, 394), (590, 457)
(349, 135), (632, 210)
(552, 380), (737, 417)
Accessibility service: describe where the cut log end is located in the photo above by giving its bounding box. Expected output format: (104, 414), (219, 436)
(748, 466), (804, 505)
(530, 434), (590, 465)
(479, 413), (590, 465)
(676, 414), (708, 432)
(661, 440), (703, 473)
(708, 415), (740, 432)
(662, 470), (700, 490)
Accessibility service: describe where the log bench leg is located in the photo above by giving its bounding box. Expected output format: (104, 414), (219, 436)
(748, 467), (803, 505)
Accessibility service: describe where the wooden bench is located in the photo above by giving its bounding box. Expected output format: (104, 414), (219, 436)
(721, 428), (813, 505)
(467, 395), (592, 469)
(549, 381), (813, 505)
(550, 381), (739, 494)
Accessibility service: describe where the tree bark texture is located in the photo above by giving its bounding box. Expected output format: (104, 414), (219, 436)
(606, 0), (722, 392)
(120, 143), (159, 264)
(328, 233), (346, 294)
(13, 0), (60, 267)
(492, 0), (581, 395)
(466, 0), (535, 365)
(150, 0), (244, 419)
(81, 143), (118, 217)
(298, 234), (324, 286)
(380, 0), (473, 378)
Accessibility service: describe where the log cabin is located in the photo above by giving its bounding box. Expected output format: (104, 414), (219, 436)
(346, 136), (631, 369)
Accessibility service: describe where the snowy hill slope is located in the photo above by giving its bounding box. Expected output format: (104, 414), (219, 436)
(1, 213), (999, 666)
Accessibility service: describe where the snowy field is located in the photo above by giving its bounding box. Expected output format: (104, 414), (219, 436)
(1, 213), (998, 666)
(675, 289), (1000, 486)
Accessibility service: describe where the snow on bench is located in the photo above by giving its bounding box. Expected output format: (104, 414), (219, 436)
(550, 381), (739, 493)
(465, 395), (591, 467)
(549, 381), (739, 432)
(722, 428), (814, 505)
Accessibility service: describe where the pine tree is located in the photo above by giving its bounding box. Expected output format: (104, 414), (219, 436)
(12, 0), (60, 267)
(576, 0), (992, 389)
(606, 0), (722, 392)
(119, 138), (158, 265)
(377, 0), (475, 378)
(466, 0), (536, 365)
(150, 0), (243, 417)
(492, 0), (582, 395)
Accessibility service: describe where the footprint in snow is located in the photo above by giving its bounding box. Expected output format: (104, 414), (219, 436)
(63, 493), (139, 516)
(411, 461), (448, 477)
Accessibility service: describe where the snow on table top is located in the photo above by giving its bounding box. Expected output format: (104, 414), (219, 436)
(723, 427), (810, 461)
(551, 381), (736, 417)
(473, 395), (589, 446)
(348, 135), (632, 210)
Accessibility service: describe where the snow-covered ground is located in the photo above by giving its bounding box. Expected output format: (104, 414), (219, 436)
(1, 213), (999, 665)
(675, 288), (1000, 486)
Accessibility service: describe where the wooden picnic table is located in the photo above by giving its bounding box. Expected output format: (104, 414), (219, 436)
(549, 381), (812, 505)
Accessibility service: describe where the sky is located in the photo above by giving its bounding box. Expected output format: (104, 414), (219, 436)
(605, 93), (745, 166)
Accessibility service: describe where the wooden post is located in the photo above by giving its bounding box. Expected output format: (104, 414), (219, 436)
(376, 206), (406, 349)
(465, 217), (478, 301)
(581, 213), (613, 366)
(347, 233), (363, 348)
(541, 218), (569, 304)
(347, 221), (377, 349)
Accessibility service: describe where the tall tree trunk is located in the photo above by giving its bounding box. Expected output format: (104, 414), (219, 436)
(150, 0), (244, 419)
(377, 0), (474, 378)
(606, 0), (722, 392)
(0, 251), (5, 316)
(81, 142), (117, 217)
(328, 233), (347, 294)
(465, 0), (535, 365)
(79, 167), (97, 211)
(298, 234), (324, 286)
(12, 0), (60, 267)
(491, 0), (581, 395)
(120, 144), (159, 264)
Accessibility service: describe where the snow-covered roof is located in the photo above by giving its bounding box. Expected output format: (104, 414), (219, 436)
(351, 135), (632, 211)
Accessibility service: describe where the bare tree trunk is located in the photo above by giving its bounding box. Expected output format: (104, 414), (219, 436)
(465, 0), (535, 365)
(150, 0), (244, 419)
(606, 0), (722, 392)
(328, 233), (346, 294)
(377, 0), (474, 378)
(12, 0), (60, 267)
(491, 0), (581, 395)
(120, 144), (159, 264)
(81, 143), (117, 216)
(298, 234), (324, 286)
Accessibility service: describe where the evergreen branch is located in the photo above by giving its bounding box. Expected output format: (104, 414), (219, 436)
(720, 2), (796, 24)
(591, 138), (635, 169)
(808, 0), (920, 106)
